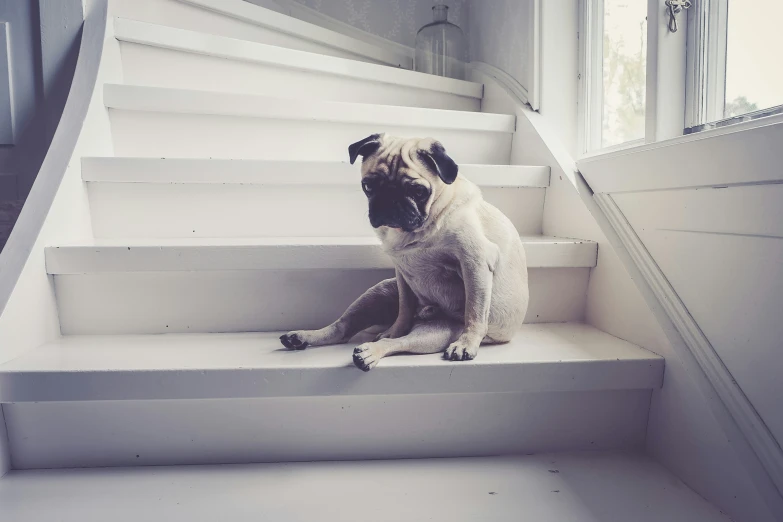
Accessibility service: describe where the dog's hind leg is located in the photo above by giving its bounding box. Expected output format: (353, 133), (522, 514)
(280, 278), (399, 350)
(352, 319), (463, 371)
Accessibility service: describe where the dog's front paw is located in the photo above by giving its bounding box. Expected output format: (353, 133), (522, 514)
(444, 336), (479, 361)
(353, 343), (380, 372)
(279, 331), (310, 350)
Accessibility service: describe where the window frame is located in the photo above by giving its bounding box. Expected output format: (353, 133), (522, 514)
(577, 0), (605, 155)
(578, 0), (668, 156)
(685, 0), (783, 132)
(579, 0), (780, 158)
(685, 0), (728, 129)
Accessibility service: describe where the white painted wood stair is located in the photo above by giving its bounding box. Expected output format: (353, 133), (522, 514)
(0, 0), (729, 519)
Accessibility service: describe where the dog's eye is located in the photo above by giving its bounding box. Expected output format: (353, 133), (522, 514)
(411, 185), (429, 200)
(361, 179), (375, 194)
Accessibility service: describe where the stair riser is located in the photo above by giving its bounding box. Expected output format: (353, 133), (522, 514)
(87, 183), (545, 238)
(5, 390), (649, 469)
(120, 43), (479, 112)
(108, 110), (513, 164)
(54, 268), (588, 334)
(110, 0), (405, 66)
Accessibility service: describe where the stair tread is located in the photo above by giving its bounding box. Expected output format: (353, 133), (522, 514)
(104, 84), (515, 132)
(114, 18), (481, 98)
(0, 323), (662, 402)
(45, 236), (598, 273)
(177, 0), (412, 68)
(0, 451), (728, 521)
(82, 157), (550, 187)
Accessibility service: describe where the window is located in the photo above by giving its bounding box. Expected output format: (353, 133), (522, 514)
(687, 0), (783, 132)
(580, 0), (648, 154)
(602, 0), (648, 147)
(580, 0), (783, 155)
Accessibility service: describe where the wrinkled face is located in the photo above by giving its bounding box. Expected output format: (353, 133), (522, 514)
(348, 134), (458, 232)
(361, 162), (432, 231)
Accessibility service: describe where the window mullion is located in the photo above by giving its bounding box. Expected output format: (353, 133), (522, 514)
(589, 0), (605, 151)
(686, 0), (729, 129)
(578, 0), (605, 154)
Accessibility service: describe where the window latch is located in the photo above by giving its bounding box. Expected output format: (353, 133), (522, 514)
(664, 0), (692, 32)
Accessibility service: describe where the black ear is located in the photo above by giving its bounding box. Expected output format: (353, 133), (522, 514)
(418, 141), (458, 184)
(348, 134), (382, 165)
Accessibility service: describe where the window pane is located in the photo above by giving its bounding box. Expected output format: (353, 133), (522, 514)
(602, 0), (647, 147)
(724, 0), (783, 119)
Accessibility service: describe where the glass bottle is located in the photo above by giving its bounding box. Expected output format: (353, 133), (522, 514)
(414, 5), (467, 80)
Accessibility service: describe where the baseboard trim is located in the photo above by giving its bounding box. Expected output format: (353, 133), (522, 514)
(594, 192), (783, 514)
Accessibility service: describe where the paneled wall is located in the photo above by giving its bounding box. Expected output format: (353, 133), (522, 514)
(610, 169), (783, 447)
(579, 121), (783, 522)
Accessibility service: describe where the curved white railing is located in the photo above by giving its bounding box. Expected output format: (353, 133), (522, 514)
(0, 0), (107, 317)
(0, 0), (114, 381)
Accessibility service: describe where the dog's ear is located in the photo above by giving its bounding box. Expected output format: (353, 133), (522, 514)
(349, 134), (382, 165)
(418, 141), (458, 184)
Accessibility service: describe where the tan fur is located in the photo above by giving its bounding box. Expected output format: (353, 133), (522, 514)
(280, 135), (529, 370)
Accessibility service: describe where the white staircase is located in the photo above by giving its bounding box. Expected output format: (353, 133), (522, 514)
(0, 1), (730, 520)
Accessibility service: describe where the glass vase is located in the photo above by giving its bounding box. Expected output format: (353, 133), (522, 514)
(414, 5), (467, 80)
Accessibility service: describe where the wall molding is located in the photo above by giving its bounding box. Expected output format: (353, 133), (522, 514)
(594, 192), (783, 516)
(469, 61), (532, 108)
(578, 119), (783, 193)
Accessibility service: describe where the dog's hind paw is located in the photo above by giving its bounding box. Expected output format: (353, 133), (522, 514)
(280, 332), (309, 350)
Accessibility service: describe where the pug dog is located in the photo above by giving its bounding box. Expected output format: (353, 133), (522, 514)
(280, 134), (529, 371)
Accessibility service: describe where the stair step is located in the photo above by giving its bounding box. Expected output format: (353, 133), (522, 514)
(46, 236), (597, 273)
(0, 323), (661, 403)
(115, 18), (481, 111)
(111, 0), (411, 67)
(82, 158), (549, 238)
(46, 237), (596, 334)
(0, 452), (729, 521)
(104, 85), (515, 163)
(81, 157), (549, 186)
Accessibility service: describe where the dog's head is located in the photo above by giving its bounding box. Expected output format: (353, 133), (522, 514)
(348, 134), (458, 232)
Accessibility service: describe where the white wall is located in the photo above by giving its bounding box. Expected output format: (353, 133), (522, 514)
(248, 0), (469, 49)
(539, 0), (578, 156)
(579, 124), (783, 521)
(469, 0), (533, 92)
(469, 0), (578, 156)
(471, 63), (778, 522)
(470, 3), (779, 517)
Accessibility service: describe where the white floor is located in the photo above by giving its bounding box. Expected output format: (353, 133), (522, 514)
(0, 452), (729, 521)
